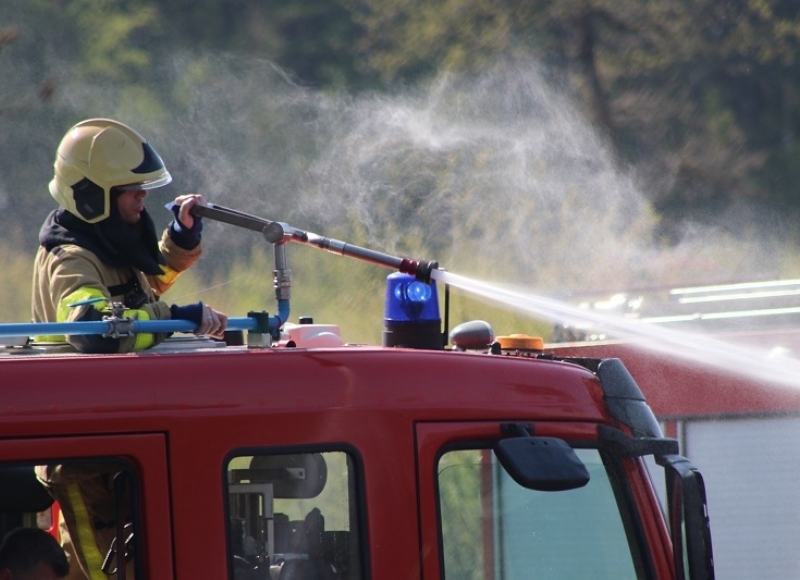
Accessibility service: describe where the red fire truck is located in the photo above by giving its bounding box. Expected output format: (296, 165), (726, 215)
(0, 207), (713, 579)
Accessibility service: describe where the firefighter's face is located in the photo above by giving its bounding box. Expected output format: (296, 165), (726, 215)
(116, 188), (148, 224)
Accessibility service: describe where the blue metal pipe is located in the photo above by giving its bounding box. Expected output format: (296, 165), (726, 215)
(0, 313), (286, 340)
(274, 299), (290, 330)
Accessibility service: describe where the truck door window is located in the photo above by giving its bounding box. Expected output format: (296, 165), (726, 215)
(226, 450), (363, 580)
(438, 448), (641, 579)
(0, 459), (140, 580)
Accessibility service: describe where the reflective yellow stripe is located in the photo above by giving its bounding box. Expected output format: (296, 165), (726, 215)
(58, 288), (108, 322)
(131, 308), (155, 350)
(155, 264), (180, 287)
(34, 334), (68, 343)
(34, 287), (108, 345)
(39, 287), (158, 351)
(67, 484), (107, 580)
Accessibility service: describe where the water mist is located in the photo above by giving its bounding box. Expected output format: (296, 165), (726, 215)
(433, 269), (800, 391)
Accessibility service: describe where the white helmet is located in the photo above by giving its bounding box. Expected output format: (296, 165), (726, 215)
(49, 118), (172, 223)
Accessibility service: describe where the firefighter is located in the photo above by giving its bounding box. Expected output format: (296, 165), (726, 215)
(31, 118), (227, 352)
(35, 465), (129, 580)
(0, 527), (69, 580)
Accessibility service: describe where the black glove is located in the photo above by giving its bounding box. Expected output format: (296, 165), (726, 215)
(165, 202), (203, 250)
(170, 302), (204, 325)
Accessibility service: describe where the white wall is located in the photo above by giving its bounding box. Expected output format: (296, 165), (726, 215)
(685, 416), (800, 579)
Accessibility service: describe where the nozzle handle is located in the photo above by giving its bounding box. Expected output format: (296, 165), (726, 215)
(189, 203), (273, 233)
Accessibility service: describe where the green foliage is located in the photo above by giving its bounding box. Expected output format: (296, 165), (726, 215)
(7, 0), (800, 227)
(155, 0), (364, 90)
(161, 245), (388, 344)
(354, 0), (800, 230)
(353, 0), (512, 83)
(64, 0), (160, 82)
(438, 450), (483, 579)
(0, 235), (34, 323)
(259, 0), (365, 90)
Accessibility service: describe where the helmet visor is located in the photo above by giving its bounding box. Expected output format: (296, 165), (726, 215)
(117, 170), (172, 192)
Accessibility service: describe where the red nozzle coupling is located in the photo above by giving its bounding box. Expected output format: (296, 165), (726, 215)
(399, 258), (439, 283)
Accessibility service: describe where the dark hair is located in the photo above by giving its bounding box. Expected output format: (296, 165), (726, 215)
(0, 527), (69, 577)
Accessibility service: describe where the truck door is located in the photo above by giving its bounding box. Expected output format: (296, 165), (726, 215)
(0, 434), (173, 580)
(416, 422), (666, 580)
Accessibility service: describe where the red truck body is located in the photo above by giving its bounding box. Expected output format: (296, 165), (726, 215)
(0, 329), (715, 579)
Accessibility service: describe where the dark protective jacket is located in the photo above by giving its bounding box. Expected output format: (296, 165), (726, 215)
(31, 206), (202, 352)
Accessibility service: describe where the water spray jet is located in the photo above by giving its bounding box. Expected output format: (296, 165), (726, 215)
(438, 271), (800, 391)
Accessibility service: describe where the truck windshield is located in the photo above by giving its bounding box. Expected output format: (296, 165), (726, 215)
(438, 447), (641, 579)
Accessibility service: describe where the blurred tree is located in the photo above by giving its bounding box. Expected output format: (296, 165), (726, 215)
(63, 0), (161, 82)
(158, 0), (365, 90)
(259, 0), (366, 90)
(0, 25), (54, 116)
(352, 0), (512, 84)
(603, 0), (800, 232)
(156, 0), (279, 56)
(0, 236), (34, 322)
(353, 0), (800, 233)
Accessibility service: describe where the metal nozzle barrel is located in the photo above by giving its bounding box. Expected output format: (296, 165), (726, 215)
(194, 204), (440, 281)
(398, 258), (439, 283)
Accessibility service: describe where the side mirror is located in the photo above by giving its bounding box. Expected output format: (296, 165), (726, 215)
(495, 435), (590, 492)
(657, 454), (715, 579)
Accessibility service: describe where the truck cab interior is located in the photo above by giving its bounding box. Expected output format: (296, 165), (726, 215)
(227, 450), (362, 580)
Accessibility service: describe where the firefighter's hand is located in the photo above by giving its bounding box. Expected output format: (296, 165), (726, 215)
(173, 194), (207, 230)
(196, 304), (227, 339)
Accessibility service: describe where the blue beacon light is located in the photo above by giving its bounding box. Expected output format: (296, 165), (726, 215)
(382, 272), (443, 349)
